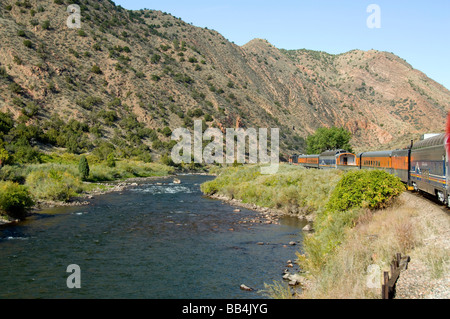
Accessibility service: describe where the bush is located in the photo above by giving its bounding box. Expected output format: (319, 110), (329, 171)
(325, 170), (405, 212)
(25, 170), (83, 202)
(0, 181), (34, 220)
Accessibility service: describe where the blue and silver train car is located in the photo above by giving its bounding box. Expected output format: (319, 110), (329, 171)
(410, 133), (448, 205)
(319, 149), (357, 170)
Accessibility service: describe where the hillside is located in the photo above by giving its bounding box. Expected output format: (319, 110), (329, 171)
(0, 0), (449, 164)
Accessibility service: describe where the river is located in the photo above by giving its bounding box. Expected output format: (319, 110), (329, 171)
(0, 175), (306, 299)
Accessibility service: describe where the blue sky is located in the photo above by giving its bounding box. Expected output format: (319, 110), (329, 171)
(114, 0), (450, 90)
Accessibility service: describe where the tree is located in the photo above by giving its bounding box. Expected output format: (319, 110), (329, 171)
(91, 65), (102, 74)
(106, 153), (116, 168)
(0, 147), (9, 166)
(306, 127), (353, 155)
(41, 20), (50, 30)
(78, 156), (90, 181)
(161, 126), (172, 137)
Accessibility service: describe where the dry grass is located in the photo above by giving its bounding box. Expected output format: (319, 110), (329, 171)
(298, 196), (420, 299)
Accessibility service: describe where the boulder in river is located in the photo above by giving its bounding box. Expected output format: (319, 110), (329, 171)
(302, 224), (312, 232)
(240, 284), (253, 291)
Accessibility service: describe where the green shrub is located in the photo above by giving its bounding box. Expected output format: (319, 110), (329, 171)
(325, 170), (405, 212)
(0, 181), (34, 220)
(25, 170), (83, 202)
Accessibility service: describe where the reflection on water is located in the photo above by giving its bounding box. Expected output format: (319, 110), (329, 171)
(0, 175), (306, 299)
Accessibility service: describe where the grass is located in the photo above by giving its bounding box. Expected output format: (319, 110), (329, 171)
(298, 203), (416, 298)
(0, 153), (175, 204)
(201, 164), (343, 215)
(259, 281), (294, 299)
(424, 247), (448, 279)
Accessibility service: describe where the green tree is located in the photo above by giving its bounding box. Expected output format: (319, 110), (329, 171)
(0, 147), (10, 166)
(161, 126), (172, 137)
(78, 156), (90, 181)
(306, 127), (353, 154)
(41, 20), (50, 30)
(91, 65), (102, 74)
(160, 153), (175, 167)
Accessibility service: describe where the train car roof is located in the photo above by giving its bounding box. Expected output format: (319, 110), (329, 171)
(298, 154), (319, 158)
(412, 133), (445, 150)
(357, 150), (393, 157)
(320, 149), (349, 157)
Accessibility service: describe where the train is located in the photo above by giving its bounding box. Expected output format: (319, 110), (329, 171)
(288, 133), (449, 207)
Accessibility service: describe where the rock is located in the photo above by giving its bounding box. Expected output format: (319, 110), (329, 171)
(282, 273), (291, 280)
(173, 178), (181, 184)
(257, 242), (264, 245)
(303, 224), (312, 231)
(288, 280), (298, 286)
(289, 241), (296, 246)
(287, 260), (292, 264)
(233, 209), (241, 212)
(240, 284), (253, 291)
(287, 263), (294, 268)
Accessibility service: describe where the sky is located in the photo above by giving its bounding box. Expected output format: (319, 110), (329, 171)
(114, 0), (450, 90)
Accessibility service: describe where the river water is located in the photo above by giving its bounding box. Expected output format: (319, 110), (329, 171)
(0, 175), (306, 299)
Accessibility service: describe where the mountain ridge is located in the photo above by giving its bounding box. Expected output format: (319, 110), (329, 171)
(0, 0), (449, 161)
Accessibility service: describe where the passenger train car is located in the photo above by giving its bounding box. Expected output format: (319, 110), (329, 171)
(357, 149), (410, 184)
(288, 133), (449, 207)
(295, 150), (356, 170)
(409, 134), (447, 205)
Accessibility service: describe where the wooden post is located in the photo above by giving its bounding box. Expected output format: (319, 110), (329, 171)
(382, 271), (389, 299)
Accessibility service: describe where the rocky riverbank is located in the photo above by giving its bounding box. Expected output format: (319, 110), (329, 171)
(209, 193), (315, 231)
